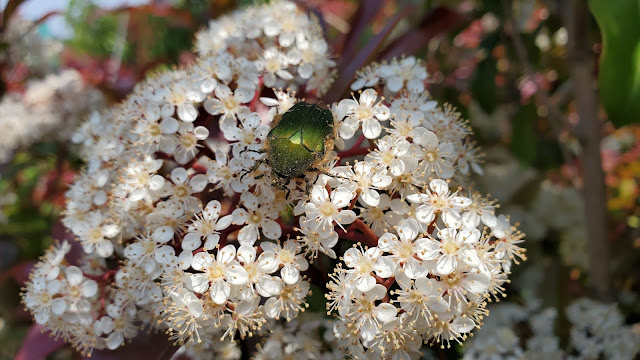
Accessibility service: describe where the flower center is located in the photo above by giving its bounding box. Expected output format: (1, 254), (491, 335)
(250, 212), (262, 224)
(174, 184), (189, 198)
(200, 221), (214, 235)
(171, 92), (186, 105)
(144, 240), (156, 254)
(224, 97), (238, 111)
(382, 151), (395, 164)
(69, 285), (81, 299)
(397, 242), (414, 260)
(356, 258), (374, 275)
(206, 263), (225, 281)
(180, 133), (197, 149)
(279, 249), (294, 264)
(445, 273), (461, 287)
(149, 123), (162, 137)
(265, 58), (281, 73)
(443, 241), (459, 255)
(424, 149), (437, 162)
(88, 228), (103, 243)
(431, 197), (447, 209)
(356, 105), (373, 120)
(320, 203), (335, 216)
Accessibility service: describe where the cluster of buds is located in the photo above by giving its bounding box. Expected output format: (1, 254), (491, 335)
(21, 1), (525, 358)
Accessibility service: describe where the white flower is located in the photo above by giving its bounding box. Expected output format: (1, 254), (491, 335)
(74, 211), (119, 257)
(378, 57), (427, 93)
(232, 192), (282, 246)
(204, 84), (253, 130)
(415, 227), (481, 275)
(157, 74), (204, 122)
(173, 122), (210, 164)
(237, 245), (282, 299)
(162, 167), (208, 213)
(338, 89), (390, 139)
(260, 89), (297, 115)
(260, 240), (309, 285)
(413, 128), (456, 179)
(191, 53), (233, 93)
(124, 230), (172, 273)
(393, 272), (448, 322)
(365, 134), (411, 177)
(183, 200), (233, 251)
(264, 280), (310, 320)
(347, 284), (397, 342)
(332, 161), (391, 207)
(406, 179), (471, 228)
(104, 303), (138, 350)
(223, 112), (269, 155)
(297, 217), (339, 259)
(491, 215), (526, 272)
(304, 184), (356, 232)
(23, 277), (67, 324)
(258, 47), (294, 87)
(462, 192), (497, 229)
(343, 246), (394, 292)
(190, 245), (249, 304)
(377, 218), (427, 278)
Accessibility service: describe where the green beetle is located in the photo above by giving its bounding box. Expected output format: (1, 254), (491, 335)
(264, 101), (335, 189)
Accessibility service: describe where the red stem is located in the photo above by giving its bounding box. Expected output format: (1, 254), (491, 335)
(352, 218), (379, 247)
(337, 134), (370, 160)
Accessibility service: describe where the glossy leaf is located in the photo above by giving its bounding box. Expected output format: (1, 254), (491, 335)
(471, 56), (498, 114)
(589, 0), (640, 127)
(511, 103), (537, 165)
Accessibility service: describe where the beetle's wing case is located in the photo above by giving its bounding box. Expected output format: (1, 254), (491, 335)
(267, 102), (309, 139)
(300, 104), (333, 154)
(268, 138), (316, 178)
(267, 102), (333, 155)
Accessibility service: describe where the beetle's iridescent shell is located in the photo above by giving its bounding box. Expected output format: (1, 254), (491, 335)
(266, 102), (334, 179)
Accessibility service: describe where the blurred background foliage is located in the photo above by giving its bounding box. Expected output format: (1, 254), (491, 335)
(1, 0), (639, 358)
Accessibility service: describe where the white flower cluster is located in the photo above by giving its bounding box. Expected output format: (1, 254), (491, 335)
(462, 299), (640, 360)
(1, 16), (63, 76)
(0, 69), (104, 163)
(252, 314), (340, 360)
(195, 0), (335, 96)
(21, 1), (524, 358)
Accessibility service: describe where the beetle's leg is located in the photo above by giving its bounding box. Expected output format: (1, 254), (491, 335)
(239, 148), (267, 155)
(239, 160), (262, 181)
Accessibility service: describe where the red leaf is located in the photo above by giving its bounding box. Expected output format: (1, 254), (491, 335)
(51, 221), (84, 266)
(335, 0), (385, 64)
(0, 260), (35, 286)
(15, 325), (66, 360)
(322, 6), (413, 103)
(378, 7), (468, 61)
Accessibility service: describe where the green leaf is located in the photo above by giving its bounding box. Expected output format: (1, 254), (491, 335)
(589, 0), (640, 127)
(510, 104), (537, 165)
(471, 56), (498, 114)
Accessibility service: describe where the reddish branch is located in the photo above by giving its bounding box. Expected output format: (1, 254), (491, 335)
(337, 134), (370, 160)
